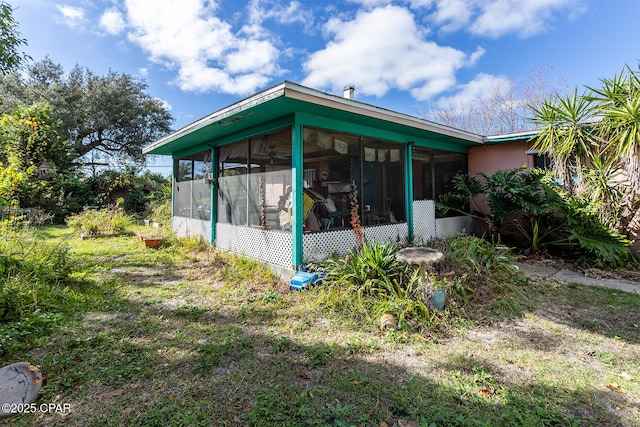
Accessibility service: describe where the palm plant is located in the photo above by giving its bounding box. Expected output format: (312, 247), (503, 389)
(586, 66), (640, 232)
(530, 88), (597, 194)
(531, 65), (640, 248)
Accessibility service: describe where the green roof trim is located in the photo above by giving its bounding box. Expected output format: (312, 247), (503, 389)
(143, 81), (484, 157)
(483, 130), (540, 145)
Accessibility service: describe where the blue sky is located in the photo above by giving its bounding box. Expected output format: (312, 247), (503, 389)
(12, 0), (640, 174)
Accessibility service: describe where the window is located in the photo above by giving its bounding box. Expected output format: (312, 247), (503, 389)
(174, 151), (211, 220)
(303, 127), (405, 231)
(217, 128), (292, 229)
(412, 148), (466, 202)
(533, 154), (551, 169)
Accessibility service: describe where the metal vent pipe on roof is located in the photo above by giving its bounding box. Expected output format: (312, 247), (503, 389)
(343, 84), (355, 99)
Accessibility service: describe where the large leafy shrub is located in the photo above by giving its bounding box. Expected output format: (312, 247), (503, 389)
(437, 167), (632, 267)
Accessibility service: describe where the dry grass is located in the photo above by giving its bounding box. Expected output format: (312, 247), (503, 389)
(2, 229), (639, 426)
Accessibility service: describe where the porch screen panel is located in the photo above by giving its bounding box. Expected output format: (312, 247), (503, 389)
(217, 128), (292, 229)
(218, 141), (249, 225)
(302, 127), (405, 231)
(174, 159), (192, 218)
(412, 148), (466, 202)
(174, 152), (211, 220)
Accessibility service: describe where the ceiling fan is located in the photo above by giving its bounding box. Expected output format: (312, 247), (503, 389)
(267, 145), (288, 163)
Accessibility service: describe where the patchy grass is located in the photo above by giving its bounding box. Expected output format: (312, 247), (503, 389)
(1, 227), (639, 426)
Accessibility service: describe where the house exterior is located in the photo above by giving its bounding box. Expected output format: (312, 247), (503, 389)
(469, 130), (546, 178)
(143, 81), (525, 271)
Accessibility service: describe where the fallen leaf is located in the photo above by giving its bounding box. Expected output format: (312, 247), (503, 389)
(379, 423), (389, 427)
(27, 365), (39, 372)
(299, 370), (311, 379)
(123, 407), (132, 414)
(480, 386), (494, 398)
(33, 377), (41, 384)
(606, 383), (626, 394)
(169, 394), (176, 401)
(352, 380), (360, 385)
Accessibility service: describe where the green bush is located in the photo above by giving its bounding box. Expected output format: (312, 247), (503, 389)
(320, 241), (443, 330)
(564, 198), (632, 267)
(318, 236), (527, 333)
(0, 227), (71, 322)
(66, 205), (134, 236)
(437, 168), (633, 267)
(323, 240), (412, 298)
(442, 234), (520, 278)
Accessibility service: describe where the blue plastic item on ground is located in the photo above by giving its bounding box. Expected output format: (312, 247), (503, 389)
(289, 271), (318, 290)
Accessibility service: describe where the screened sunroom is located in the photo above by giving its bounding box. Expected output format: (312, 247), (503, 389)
(143, 82), (481, 271)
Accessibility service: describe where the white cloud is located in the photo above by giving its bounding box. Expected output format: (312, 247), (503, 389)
(471, 0), (580, 38)
(156, 98), (172, 111)
(411, 0), (583, 38)
(436, 73), (513, 108)
(347, 0), (394, 7)
(100, 8), (126, 35)
(302, 5), (482, 100)
(429, 0), (473, 32)
(56, 5), (87, 30)
(247, 0), (313, 29)
(122, 0), (281, 95)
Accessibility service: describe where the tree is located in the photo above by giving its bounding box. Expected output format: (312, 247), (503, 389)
(0, 58), (173, 166)
(0, 100), (80, 215)
(0, 1), (29, 75)
(430, 65), (565, 135)
(531, 65), (640, 246)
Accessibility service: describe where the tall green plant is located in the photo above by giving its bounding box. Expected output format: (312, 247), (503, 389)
(437, 168), (631, 265)
(0, 226), (71, 321)
(531, 65), (640, 247)
(323, 240), (411, 299)
(66, 205), (134, 236)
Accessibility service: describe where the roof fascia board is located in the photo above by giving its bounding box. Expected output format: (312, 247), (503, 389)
(412, 139), (470, 154)
(172, 117), (294, 159)
(483, 130), (539, 144)
(295, 112), (409, 144)
(283, 82), (483, 144)
(143, 83), (288, 155)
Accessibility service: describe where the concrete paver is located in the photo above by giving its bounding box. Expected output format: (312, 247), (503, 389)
(514, 262), (640, 295)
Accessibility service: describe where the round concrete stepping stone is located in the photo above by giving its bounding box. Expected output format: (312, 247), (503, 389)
(0, 362), (43, 419)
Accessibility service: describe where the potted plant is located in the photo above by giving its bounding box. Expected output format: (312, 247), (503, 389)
(137, 228), (165, 249)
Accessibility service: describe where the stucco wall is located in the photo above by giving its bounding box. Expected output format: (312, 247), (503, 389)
(467, 140), (535, 217)
(468, 140), (533, 177)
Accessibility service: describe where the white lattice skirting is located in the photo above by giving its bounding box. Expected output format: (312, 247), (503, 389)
(302, 223), (409, 263)
(215, 223), (293, 268)
(174, 203), (466, 268)
(412, 200), (436, 244)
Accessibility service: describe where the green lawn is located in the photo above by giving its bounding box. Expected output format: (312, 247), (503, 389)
(1, 226), (639, 426)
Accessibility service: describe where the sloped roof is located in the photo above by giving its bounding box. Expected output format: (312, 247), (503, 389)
(143, 81), (484, 156)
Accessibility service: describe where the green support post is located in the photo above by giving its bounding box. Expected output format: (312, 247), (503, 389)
(405, 141), (414, 243)
(210, 146), (218, 245)
(291, 122), (304, 268)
